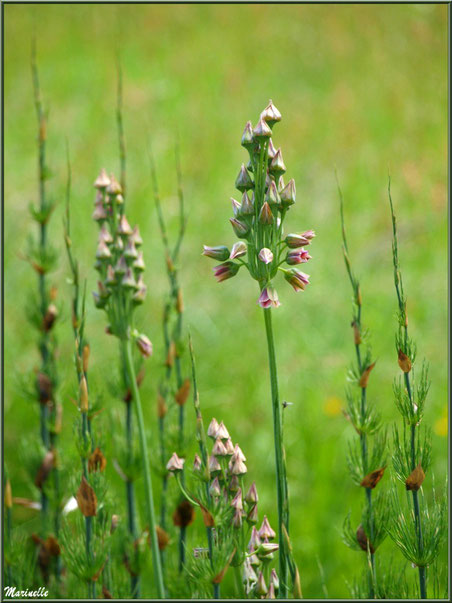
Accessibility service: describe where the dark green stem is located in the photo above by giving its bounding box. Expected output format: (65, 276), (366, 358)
(123, 339), (165, 598)
(262, 307), (289, 598)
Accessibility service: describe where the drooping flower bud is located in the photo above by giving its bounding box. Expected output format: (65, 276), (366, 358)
(241, 191), (254, 215)
(241, 121), (254, 149)
(117, 215), (133, 236)
(212, 437), (228, 457)
(136, 333), (153, 358)
(286, 248), (311, 265)
(301, 229), (315, 241)
(166, 452), (185, 472)
(121, 268), (137, 290)
(230, 218), (250, 238)
(213, 261), (240, 283)
(96, 240), (112, 260)
(130, 225), (143, 247)
(133, 251), (146, 272)
(258, 515), (276, 540)
(258, 287), (281, 309)
(98, 223), (113, 245)
(265, 180), (280, 208)
(231, 197), (242, 216)
(114, 255), (128, 276)
(247, 503), (258, 525)
(193, 454), (202, 471)
(269, 148), (286, 176)
(259, 202), (273, 225)
(280, 178), (296, 208)
(203, 245), (230, 261)
(216, 421), (230, 441)
(209, 476), (221, 497)
(255, 571), (268, 597)
(258, 248), (274, 265)
(260, 100), (282, 127)
(124, 239), (138, 260)
(285, 233), (310, 248)
(243, 558), (258, 585)
(94, 168), (110, 189)
(253, 117), (272, 140)
(283, 269), (310, 292)
(207, 417), (219, 439)
(230, 241), (247, 260)
(246, 482), (259, 504)
(235, 164), (254, 192)
(232, 507), (243, 529)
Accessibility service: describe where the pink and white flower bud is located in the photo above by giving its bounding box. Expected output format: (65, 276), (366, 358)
(285, 233), (310, 248)
(266, 583), (276, 599)
(258, 248), (274, 264)
(96, 240), (112, 260)
(258, 515), (276, 540)
(132, 285), (147, 304)
(267, 138), (277, 162)
(106, 174), (122, 196)
(94, 168), (111, 189)
(241, 191), (254, 215)
(301, 229), (315, 241)
(230, 217), (250, 238)
(193, 454), (202, 471)
(216, 421), (230, 441)
(124, 239), (138, 260)
(135, 333), (153, 358)
(259, 202), (273, 225)
(247, 503), (258, 525)
(212, 437), (228, 457)
(235, 164), (254, 192)
(234, 444), (246, 462)
(269, 148), (286, 175)
(265, 180), (280, 207)
(241, 121), (254, 149)
(92, 203), (108, 222)
(231, 488), (243, 511)
(106, 265), (117, 286)
(253, 117), (272, 140)
(255, 571), (268, 596)
(203, 246), (230, 261)
(257, 542), (279, 557)
(280, 178), (296, 208)
(231, 457), (247, 476)
(258, 287), (281, 309)
(286, 248), (311, 265)
(224, 438), (235, 456)
(114, 255), (127, 276)
(283, 269), (310, 292)
(230, 241), (247, 260)
(248, 526), (261, 552)
(270, 569), (279, 591)
(207, 418), (219, 439)
(232, 507), (243, 529)
(246, 482), (258, 504)
(98, 223), (113, 245)
(117, 215), (133, 236)
(121, 268), (137, 290)
(166, 452), (184, 472)
(209, 476), (221, 498)
(133, 251), (146, 272)
(130, 225), (143, 247)
(260, 99), (282, 127)
(213, 262), (240, 283)
(229, 474), (240, 492)
(231, 197), (242, 216)
(208, 454), (221, 474)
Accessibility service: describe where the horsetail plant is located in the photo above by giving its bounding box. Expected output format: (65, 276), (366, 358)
(337, 176), (388, 597)
(150, 144), (190, 573)
(203, 100), (310, 597)
(386, 180), (446, 598)
(91, 169), (165, 598)
(25, 42), (62, 582)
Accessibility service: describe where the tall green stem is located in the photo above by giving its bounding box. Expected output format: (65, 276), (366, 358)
(123, 339), (165, 598)
(262, 306), (289, 598)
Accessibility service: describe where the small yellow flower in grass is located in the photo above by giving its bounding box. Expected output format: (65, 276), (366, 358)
(323, 397), (342, 417)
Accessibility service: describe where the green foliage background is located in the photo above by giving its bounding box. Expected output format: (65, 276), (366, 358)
(4, 3), (448, 598)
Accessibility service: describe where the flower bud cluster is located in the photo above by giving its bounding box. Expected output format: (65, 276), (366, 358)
(203, 101), (315, 307)
(92, 169), (151, 356)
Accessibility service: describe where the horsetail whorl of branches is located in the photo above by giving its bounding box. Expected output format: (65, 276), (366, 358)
(387, 180), (446, 599)
(338, 176), (387, 598)
(203, 101), (309, 598)
(92, 170), (165, 598)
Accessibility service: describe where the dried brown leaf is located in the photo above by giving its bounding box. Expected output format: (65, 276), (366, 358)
(175, 378), (191, 406)
(398, 349), (412, 373)
(35, 450), (55, 489)
(359, 362), (376, 388)
(360, 467), (386, 489)
(76, 476), (97, 517)
(88, 447), (107, 473)
(405, 463), (425, 491)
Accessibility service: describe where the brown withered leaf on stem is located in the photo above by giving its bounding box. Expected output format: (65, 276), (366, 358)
(102, 585), (113, 599)
(175, 378), (191, 406)
(35, 450), (55, 489)
(157, 392), (168, 418)
(155, 526), (170, 551)
(293, 565), (303, 599)
(165, 341), (176, 368)
(44, 536), (61, 556)
(406, 463), (425, 491)
(213, 548), (236, 584)
(351, 320), (361, 345)
(42, 304), (58, 332)
(398, 349), (412, 373)
(37, 372), (53, 405)
(360, 467), (386, 489)
(76, 476), (97, 516)
(176, 289), (184, 313)
(172, 500), (196, 528)
(88, 447), (107, 473)
(356, 524), (375, 554)
(193, 497), (215, 527)
(359, 362), (376, 388)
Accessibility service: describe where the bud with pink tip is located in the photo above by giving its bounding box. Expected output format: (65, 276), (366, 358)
(213, 262), (240, 283)
(203, 246), (230, 261)
(124, 239), (138, 260)
(208, 454), (221, 475)
(258, 287), (281, 309)
(253, 117), (272, 140)
(99, 223), (113, 245)
(207, 418), (219, 439)
(107, 174), (122, 196)
(259, 202), (273, 225)
(285, 233), (310, 248)
(135, 333), (153, 358)
(231, 456), (247, 476)
(234, 444), (246, 462)
(241, 121), (254, 149)
(231, 488), (243, 511)
(265, 180), (280, 208)
(235, 164), (254, 192)
(133, 251), (146, 272)
(241, 191), (254, 215)
(96, 240), (112, 260)
(246, 482), (258, 504)
(266, 583), (276, 599)
(229, 474), (240, 492)
(258, 515), (276, 540)
(230, 241), (247, 260)
(212, 437), (228, 457)
(92, 203), (108, 222)
(94, 168), (111, 189)
(280, 178), (296, 208)
(270, 569), (279, 591)
(193, 454), (202, 472)
(269, 148), (286, 176)
(117, 215), (133, 236)
(224, 438), (235, 456)
(255, 571), (268, 596)
(166, 452), (184, 472)
(230, 217), (250, 238)
(267, 138), (277, 163)
(247, 503), (258, 525)
(258, 248), (273, 265)
(121, 268), (137, 290)
(260, 100), (282, 127)
(231, 197), (242, 216)
(209, 476), (221, 497)
(216, 421), (230, 441)
(130, 225), (143, 247)
(283, 269), (310, 292)
(286, 248), (311, 265)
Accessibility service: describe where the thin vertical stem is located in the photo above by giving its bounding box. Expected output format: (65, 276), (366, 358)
(123, 339), (165, 598)
(262, 307), (289, 599)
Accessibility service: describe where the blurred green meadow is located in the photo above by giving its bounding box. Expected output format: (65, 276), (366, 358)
(3, 3), (448, 598)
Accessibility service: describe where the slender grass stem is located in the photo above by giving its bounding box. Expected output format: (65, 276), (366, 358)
(123, 339), (165, 598)
(262, 306), (289, 599)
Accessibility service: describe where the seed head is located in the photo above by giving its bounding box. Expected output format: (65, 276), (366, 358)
(230, 241), (247, 260)
(230, 217), (250, 238)
(259, 202), (273, 225)
(269, 148), (286, 176)
(235, 164), (254, 192)
(260, 100), (282, 127)
(258, 515), (276, 540)
(258, 286), (281, 309)
(207, 417), (219, 439)
(258, 248), (274, 265)
(94, 168), (110, 189)
(280, 178), (296, 208)
(203, 245), (230, 261)
(213, 261), (240, 283)
(253, 117), (272, 140)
